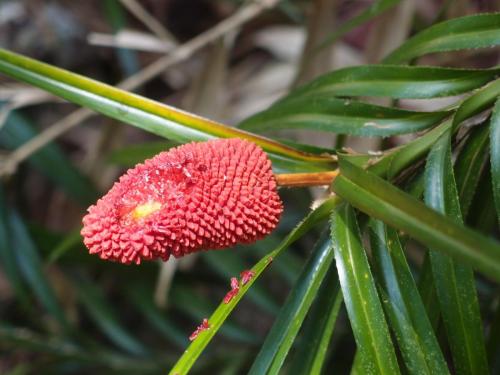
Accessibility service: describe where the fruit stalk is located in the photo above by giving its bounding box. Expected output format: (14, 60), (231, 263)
(274, 170), (339, 187)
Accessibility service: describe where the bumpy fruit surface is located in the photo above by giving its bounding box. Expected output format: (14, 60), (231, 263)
(81, 138), (283, 264)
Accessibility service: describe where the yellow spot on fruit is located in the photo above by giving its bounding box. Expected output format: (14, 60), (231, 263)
(132, 201), (161, 220)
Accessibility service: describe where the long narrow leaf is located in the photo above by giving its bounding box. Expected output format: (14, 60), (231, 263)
(282, 66), (500, 103)
(350, 352), (364, 375)
(288, 263), (342, 375)
(316, 0), (400, 51)
(102, 0), (140, 75)
(0, 324), (91, 362)
(468, 167), (498, 234)
(487, 299), (500, 374)
(75, 276), (148, 356)
(239, 96), (448, 136)
(8, 210), (69, 330)
(0, 48), (334, 173)
(332, 158), (500, 281)
(424, 129), (488, 375)
(331, 204), (400, 375)
(0, 186), (28, 304)
(454, 124), (490, 217)
(0, 110), (98, 206)
(491, 98), (500, 225)
(170, 284), (258, 344)
(405, 175), (441, 330)
(384, 13), (500, 64)
(372, 78), (500, 179)
(249, 235), (303, 285)
(169, 197), (341, 375)
(202, 251), (280, 315)
(0, 324), (171, 372)
(369, 120), (452, 179)
(369, 220), (449, 374)
(248, 234), (336, 375)
(128, 285), (188, 349)
(417, 254), (440, 330)
(47, 228), (83, 264)
(452, 78), (500, 132)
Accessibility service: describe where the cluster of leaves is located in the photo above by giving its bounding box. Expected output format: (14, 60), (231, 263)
(1, 8), (500, 375)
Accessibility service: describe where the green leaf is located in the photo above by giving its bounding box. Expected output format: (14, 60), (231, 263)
(369, 220), (449, 374)
(288, 262), (342, 375)
(248, 233), (336, 375)
(454, 124), (490, 217)
(452, 78), (500, 132)
(202, 251), (280, 315)
(249, 235), (303, 285)
(0, 48), (334, 173)
(424, 129), (488, 375)
(107, 141), (177, 167)
(467, 167), (498, 234)
(369, 120), (452, 179)
(0, 323), (88, 361)
(490, 98), (500, 225)
(75, 276), (148, 356)
(239, 96), (448, 136)
(330, 204), (400, 375)
(274, 138), (334, 155)
(0, 110), (98, 206)
(372, 78), (500, 180)
(103, 0), (127, 32)
(316, 0), (400, 51)
(404, 170), (426, 199)
(384, 13), (500, 64)
(350, 352), (364, 375)
(168, 197), (341, 375)
(487, 298), (500, 374)
(0, 324), (171, 372)
(405, 172), (440, 332)
(283, 65), (500, 102)
(102, 0), (140, 76)
(170, 285), (258, 344)
(403, 174), (441, 330)
(332, 158), (500, 281)
(417, 254), (440, 330)
(47, 228), (83, 264)
(8, 209), (69, 330)
(128, 285), (188, 349)
(0, 186), (28, 304)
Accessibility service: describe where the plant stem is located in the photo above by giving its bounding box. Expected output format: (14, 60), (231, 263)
(275, 170), (339, 187)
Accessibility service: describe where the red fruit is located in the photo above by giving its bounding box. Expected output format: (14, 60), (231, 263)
(240, 270), (255, 285)
(223, 277), (240, 304)
(189, 318), (210, 341)
(81, 138), (283, 264)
